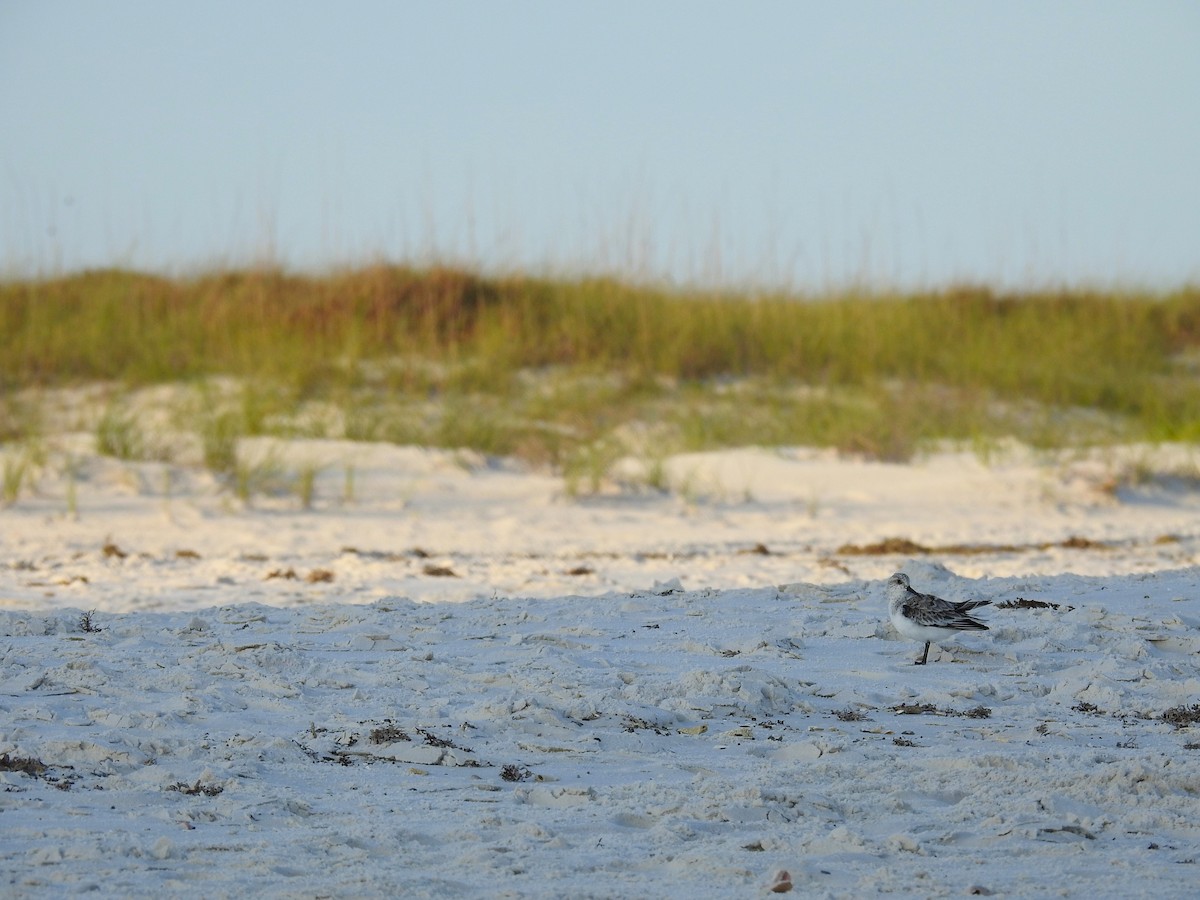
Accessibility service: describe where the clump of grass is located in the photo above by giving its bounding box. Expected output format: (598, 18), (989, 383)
(200, 411), (241, 475)
(562, 439), (611, 495)
(369, 724), (411, 744)
(562, 436), (624, 497)
(0, 752), (48, 777)
(1, 451), (31, 507)
(63, 454), (80, 518)
(834, 708), (869, 722)
(501, 764), (535, 782)
(295, 461), (322, 510)
(891, 702), (989, 718)
(640, 454), (672, 494)
(415, 727), (462, 750)
(78, 609), (101, 633)
(1106, 457), (1200, 497)
(892, 702), (940, 716)
(0, 393), (43, 444)
(622, 715), (672, 735)
(232, 450), (288, 506)
(95, 405), (145, 460)
(1161, 704), (1200, 729)
(168, 780), (224, 797)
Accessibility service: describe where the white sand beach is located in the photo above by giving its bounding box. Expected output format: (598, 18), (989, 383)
(3, 440), (1199, 897)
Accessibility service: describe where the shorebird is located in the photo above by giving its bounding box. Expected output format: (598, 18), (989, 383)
(886, 572), (991, 665)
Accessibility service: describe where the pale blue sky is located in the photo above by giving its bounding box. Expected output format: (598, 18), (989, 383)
(2, 1), (1198, 289)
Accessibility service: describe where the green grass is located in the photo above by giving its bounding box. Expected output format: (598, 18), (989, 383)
(2, 266), (1199, 481)
(295, 460), (322, 510)
(232, 449), (288, 507)
(95, 404), (145, 460)
(1, 452), (30, 507)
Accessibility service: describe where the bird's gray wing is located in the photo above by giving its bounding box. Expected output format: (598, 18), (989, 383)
(905, 588), (989, 630)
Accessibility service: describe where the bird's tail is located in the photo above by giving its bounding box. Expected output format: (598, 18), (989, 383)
(954, 598), (991, 613)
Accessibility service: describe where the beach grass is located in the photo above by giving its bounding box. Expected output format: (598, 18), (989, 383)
(2, 266), (1199, 481)
(1, 452), (30, 507)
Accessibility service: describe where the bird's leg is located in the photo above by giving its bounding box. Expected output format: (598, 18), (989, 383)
(915, 642), (930, 665)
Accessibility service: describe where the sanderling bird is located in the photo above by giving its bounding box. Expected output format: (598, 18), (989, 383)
(886, 572), (991, 665)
